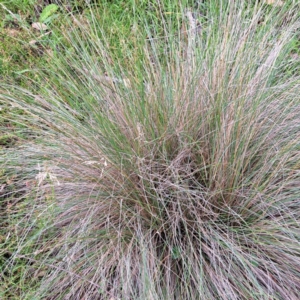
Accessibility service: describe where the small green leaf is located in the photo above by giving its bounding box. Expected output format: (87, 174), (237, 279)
(39, 4), (59, 23)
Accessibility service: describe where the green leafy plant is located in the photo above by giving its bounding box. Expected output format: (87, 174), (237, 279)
(39, 4), (59, 23)
(1, 1), (300, 299)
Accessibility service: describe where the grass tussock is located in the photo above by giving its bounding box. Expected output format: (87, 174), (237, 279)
(1, 1), (300, 299)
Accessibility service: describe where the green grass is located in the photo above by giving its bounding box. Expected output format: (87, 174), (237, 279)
(1, 0), (300, 299)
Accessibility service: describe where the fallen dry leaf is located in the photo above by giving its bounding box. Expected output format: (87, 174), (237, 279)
(0, 184), (6, 193)
(32, 22), (48, 31)
(29, 39), (38, 45)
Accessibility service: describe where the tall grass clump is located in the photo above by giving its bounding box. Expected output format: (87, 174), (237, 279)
(1, 1), (300, 299)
